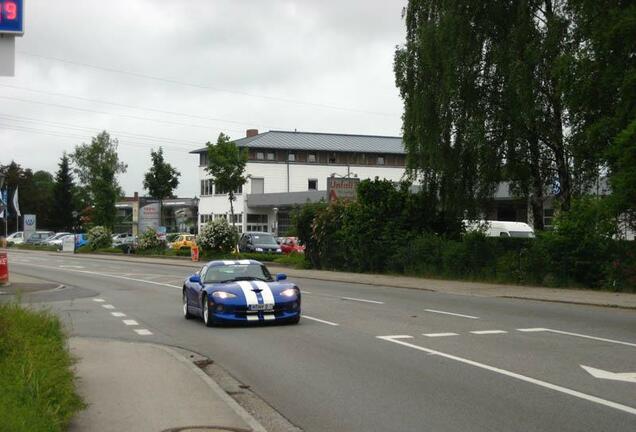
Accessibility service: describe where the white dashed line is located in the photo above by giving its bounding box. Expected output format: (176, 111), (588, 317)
(425, 309), (479, 319)
(111, 312), (126, 317)
(303, 315), (339, 326)
(102, 304), (115, 310)
(377, 335), (636, 416)
(518, 328), (636, 348)
(134, 329), (153, 336)
(93, 298), (105, 303)
(123, 320), (139, 326)
(470, 330), (507, 335)
(341, 296), (384, 304)
(423, 332), (459, 337)
(59, 265), (85, 269)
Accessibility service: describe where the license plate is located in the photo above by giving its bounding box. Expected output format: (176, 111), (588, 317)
(249, 304), (274, 311)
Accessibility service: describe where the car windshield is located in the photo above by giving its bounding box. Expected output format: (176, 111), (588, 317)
(252, 234), (277, 245)
(203, 264), (273, 283)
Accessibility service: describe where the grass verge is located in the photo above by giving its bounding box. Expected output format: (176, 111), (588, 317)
(0, 303), (84, 432)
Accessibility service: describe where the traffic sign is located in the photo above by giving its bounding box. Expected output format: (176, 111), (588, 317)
(0, 0), (24, 35)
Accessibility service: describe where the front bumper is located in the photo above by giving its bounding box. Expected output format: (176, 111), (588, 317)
(208, 299), (301, 323)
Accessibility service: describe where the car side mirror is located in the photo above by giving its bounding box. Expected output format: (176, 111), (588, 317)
(189, 275), (201, 284)
(276, 273), (287, 281)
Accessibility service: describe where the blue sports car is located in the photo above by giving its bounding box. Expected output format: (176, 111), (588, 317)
(182, 260), (301, 326)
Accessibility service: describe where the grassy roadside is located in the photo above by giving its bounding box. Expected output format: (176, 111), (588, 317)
(0, 302), (84, 432)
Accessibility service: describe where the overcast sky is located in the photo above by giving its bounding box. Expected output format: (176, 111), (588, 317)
(1, 0), (407, 197)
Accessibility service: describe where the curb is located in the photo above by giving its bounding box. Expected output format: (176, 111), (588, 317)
(155, 344), (267, 432)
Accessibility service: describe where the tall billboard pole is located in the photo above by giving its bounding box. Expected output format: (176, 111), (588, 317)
(0, 0), (25, 76)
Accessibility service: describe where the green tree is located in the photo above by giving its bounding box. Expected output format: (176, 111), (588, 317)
(205, 133), (248, 228)
(52, 154), (76, 232)
(143, 147), (181, 200)
(71, 131), (127, 229)
(0, 162), (54, 230)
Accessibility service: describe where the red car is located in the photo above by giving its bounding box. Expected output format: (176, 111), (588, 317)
(280, 237), (305, 254)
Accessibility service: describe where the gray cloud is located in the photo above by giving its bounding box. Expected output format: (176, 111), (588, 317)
(1, 0), (407, 197)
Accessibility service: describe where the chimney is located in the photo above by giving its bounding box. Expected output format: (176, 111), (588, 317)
(133, 192), (139, 200)
(246, 129), (258, 138)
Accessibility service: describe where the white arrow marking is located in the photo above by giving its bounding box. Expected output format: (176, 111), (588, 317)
(581, 365), (636, 383)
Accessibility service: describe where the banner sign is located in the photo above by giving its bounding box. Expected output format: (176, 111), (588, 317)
(327, 177), (360, 203)
(0, 0), (24, 35)
(23, 213), (36, 240)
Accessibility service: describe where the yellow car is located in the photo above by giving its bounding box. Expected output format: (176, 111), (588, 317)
(170, 234), (196, 251)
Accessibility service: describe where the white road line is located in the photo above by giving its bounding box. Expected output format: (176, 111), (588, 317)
(341, 296), (384, 304)
(377, 335), (636, 416)
(302, 291), (312, 294)
(59, 265), (85, 269)
(134, 329), (153, 336)
(303, 315), (340, 326)
(111, 312), (126, 317)
(471, 330), (507, 335)
(102, 304), (115, 310)
(425, 309), (479, 319)
(517, 328), (636, 348)
(122, 320), (138, 326)
(423, 332), (459, 337)
(92, 298), (105, 303)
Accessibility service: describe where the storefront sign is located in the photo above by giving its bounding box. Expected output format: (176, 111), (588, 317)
(327, 177), (360, 203)
(23, 213), (36, 240)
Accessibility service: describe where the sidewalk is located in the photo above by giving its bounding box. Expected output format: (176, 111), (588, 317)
(0, 272), (62, 296)
(68, 337), (265, 432)
(9, 249), (636, 309)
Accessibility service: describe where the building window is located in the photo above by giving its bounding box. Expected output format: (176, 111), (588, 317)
(308, 179), (318, 190)
(215, 214), (227, 221)
(200, 214), (213, 224)
(199, 153), (208, 167)
(230, 214), (243, 224)
(544, 208), (554, 228)
(200, 179), (214, 196)
(256, 152), (264, 160)
(267, 152), (275, 161)
(251, 178), (264, 194)
(308, 153), (317, 163)
(215, 184), (242, 195)
(288, 153), (296, 162)
(377, 156), (385, 165)
(247, 214), (268, 232)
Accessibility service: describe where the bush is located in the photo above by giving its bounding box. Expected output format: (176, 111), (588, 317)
(197, 218), (238, 253)
(274, 252), (311, 269)
(87, 226), (111, 250)
(137, 227), (164, 251)
(0, 303), (84, 431)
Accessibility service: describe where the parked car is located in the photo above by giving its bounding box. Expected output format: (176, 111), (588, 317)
(463, 220), (535, 238)
(280, 237), (305, 254)
(49, 234), (75, 250)
(44, 232), (72, 246)
(6, 231), (24, 244)
(238, 232), (282, 254)
(25, 231), (56, 245)
(169, 234), (196, 251)
(112, 233), (135, 247)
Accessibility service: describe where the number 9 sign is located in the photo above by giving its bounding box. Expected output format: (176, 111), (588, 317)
(0, 0), (24, 35)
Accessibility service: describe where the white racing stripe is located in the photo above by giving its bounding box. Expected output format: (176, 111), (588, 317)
(263, 314), (276, 321)
(236, 281), (259, 307)
(253, 280), (276, 306)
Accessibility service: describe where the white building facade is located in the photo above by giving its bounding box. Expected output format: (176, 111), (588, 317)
(191, 130), (407, 235)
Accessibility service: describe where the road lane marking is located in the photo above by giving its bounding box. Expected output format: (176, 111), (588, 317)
(59, 265), (85, 269)
(341, 296), (384, 304)
(470, 330), (507, 335)
(303, 315), (339, 326)
(122, 320), (138, 326)
(134, 329), (153, 336)
(111, 312), (126, 317)
(423, 333), (459, 337)
(377, 335), (636, 416)
(102, 304), (115, 310)
(581, 365), (636, 383)
(425, 309), (479, 319)
(302, 291), (312, 294)
(517, 328), (636, 348)
(93, 298), (105, 303)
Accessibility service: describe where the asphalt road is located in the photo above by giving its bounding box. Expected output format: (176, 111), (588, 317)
(7, 250), (636, 432)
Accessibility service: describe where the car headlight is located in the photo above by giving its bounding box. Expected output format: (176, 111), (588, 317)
(212, 291), (237, 299)
(280, 288), (299, 297)
(255, 247), (263, 252)
(276, 248), (282, 253)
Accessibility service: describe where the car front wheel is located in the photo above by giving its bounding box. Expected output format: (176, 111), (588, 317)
(202, 294), (215, 327)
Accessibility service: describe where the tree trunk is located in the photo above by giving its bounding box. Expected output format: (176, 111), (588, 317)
(529, 134), (545, 230)
(228, 192), (235, 229)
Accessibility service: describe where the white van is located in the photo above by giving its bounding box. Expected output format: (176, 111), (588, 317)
(464, 220), (535, 238)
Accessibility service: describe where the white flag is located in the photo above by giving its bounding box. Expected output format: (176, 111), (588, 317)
(12, 187), (20, 217)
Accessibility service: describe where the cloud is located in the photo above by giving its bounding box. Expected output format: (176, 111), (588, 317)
(0, 0), (407, 197)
